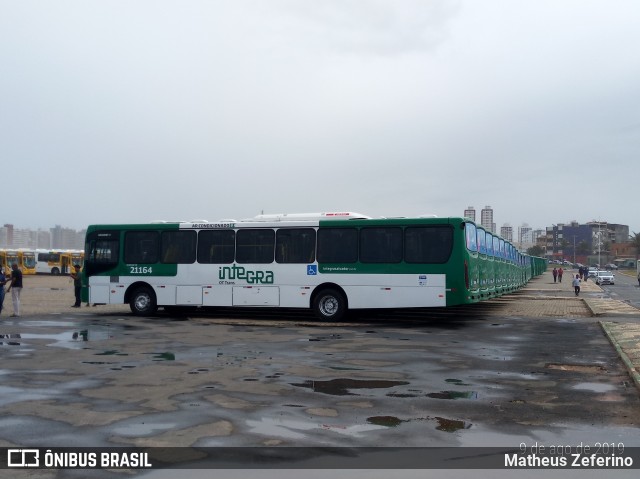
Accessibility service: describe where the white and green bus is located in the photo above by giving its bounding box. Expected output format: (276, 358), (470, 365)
(82, 212), (544, 320)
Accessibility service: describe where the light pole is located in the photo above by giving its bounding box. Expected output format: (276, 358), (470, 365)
(597, 222), (602, 268)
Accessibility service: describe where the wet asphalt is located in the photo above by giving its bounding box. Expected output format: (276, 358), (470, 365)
(0, 272), (639, 477)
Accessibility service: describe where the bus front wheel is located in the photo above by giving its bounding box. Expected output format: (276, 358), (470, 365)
(313, 289), (347, 321)
(129, 287), (158, 316)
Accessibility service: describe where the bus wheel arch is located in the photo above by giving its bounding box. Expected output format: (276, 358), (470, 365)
(311, 284), (348, 321)
(126, 282), (158, 316)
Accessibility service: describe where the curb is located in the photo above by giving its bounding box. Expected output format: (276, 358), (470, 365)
(600, 321), (640, 393)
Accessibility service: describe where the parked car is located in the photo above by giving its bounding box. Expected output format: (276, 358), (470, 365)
(604, 263), (618, 270)
(594, 270), (615, 285)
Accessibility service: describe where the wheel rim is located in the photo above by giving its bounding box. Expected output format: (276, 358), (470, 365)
(319, 295), (339, 317)
(135, 293), (150, 311)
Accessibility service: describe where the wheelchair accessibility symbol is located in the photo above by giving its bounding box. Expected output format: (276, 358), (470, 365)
(307, 265), (318, 275)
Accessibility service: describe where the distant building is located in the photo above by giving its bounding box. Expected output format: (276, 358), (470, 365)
(518, 224), (532, 246)
(500, 224), (513, 242)
(481, 206), (494, 233)
(544, 221), (629, 264)
(464, 206), (476, 222)
(1, 225), (84, 249)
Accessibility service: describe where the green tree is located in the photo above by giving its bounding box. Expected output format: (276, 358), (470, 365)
(527, 245), (545, 256)
(576, 240), (590, 255)
(631, 232), (640, 258)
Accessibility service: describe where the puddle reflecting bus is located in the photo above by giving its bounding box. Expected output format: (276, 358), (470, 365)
(81, 213), (545, 320)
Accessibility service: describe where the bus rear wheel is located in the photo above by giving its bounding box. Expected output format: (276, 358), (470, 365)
(313, 289), (347, 321)
(129, 286), (157, 316)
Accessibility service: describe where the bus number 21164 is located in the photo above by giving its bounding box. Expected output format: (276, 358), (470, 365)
(130, 266), (153, 274)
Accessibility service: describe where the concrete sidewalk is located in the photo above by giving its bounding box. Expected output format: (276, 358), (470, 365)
(524, 269), (640, 391)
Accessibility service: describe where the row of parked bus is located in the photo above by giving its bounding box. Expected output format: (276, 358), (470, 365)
(463, 222), (547, 302)
(81, 213), (546, 319)
(0, 248), (84, 275)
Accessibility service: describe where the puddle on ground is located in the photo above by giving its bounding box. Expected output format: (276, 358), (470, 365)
(367, 416), (405, 427)
(290, 378), (410, 396)
(246, 417), (386, 440)
(95, 350), (128, 356)
(435, 417), (471, 432)
(445, 378), (471, 386)
(572, 382), (617, 393)
(14, 326), (119, 349)
(366, 415), (471, 433)
(150, 352), (175, 361)
(0, 334), (22, 346)
(427, 390), (478, 400)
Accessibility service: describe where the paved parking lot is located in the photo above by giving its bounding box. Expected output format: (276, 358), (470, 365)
(1, 273), (639, 477)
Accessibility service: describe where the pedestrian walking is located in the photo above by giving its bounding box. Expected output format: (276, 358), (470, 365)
(572, 274), (581, 296)
(6, 263), (23, 317)
(70, 264), (82, 307)
(637, 271), (640, 288)
(0, 267), (6, 316)
(558, 267), (564, 283)
(552, 267), (558, 283)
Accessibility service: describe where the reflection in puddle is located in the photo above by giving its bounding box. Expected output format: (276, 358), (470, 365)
(246, 417), (386, 439)
(291, 378), (410, 396)
(16, 325), (117, 349)
(572, 382), (616, 393)
(151, 352), (175, 361)
(367, 416), (405, 427)
(427, 390), (478, 400)
(366, 415), (472, 433)
(435, 417), (470, 432)
(0, 334), (22, 346)
(445, 378), (471, 386)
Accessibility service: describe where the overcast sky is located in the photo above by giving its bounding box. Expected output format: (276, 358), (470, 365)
(2, 0), (639, 234)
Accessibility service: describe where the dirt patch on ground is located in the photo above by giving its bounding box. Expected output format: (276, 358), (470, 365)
(1, 275), (129, 317)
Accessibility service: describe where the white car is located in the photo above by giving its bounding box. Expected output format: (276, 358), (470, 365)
(594, 271), (615, 285)
(587, 268), (598, 278)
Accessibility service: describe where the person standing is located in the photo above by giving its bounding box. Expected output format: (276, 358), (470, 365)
(637, 271), (640, 287)
(0, 267), (6, 316)
(558, 267), (564, 283)
(6, 263), (23, 317)
(70, 264), (82, 307)
(572, 274), (581, 296)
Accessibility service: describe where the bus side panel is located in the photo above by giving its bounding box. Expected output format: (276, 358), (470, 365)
(344, 274), (446, 309)
(202, 285), (233, 306)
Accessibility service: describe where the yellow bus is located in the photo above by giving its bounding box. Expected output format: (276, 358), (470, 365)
(19, 249), (37, 274)
(0, 249), (36, 275)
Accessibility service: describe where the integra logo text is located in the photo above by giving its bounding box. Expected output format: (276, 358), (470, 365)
(219, 265), (274, 284)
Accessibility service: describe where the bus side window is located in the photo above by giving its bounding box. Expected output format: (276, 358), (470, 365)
(276, 228), (316, 264)
(236, 229), (275, 264)
(197, 230), (235, 264)
(161, 231), (196, 264)
(317, 228), (357, 263)
(125, 232), (159, 264)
